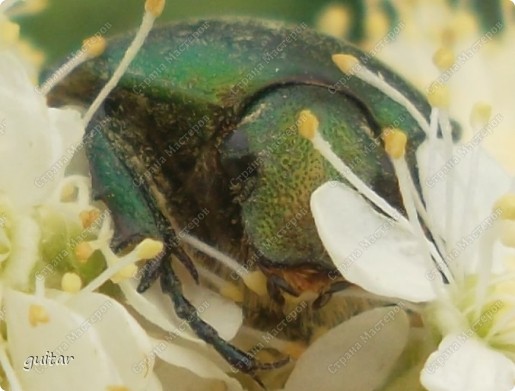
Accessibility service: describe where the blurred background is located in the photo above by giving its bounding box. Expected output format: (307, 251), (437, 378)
(13, 0), (507, 67)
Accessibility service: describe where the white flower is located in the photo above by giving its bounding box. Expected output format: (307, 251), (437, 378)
(307, 3), (515, 390)
(307, 73), (515, 391)
(282, 306), (410, 391)
(374, 0), (515, 172)
(0, 49), (82, 290)
(0, 3), (246, 390)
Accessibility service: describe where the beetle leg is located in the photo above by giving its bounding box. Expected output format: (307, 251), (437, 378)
(266, 274), (300, 305)
(159, 259), (290, 378)
(137, 257), (162, 293)
(137, 229), (199, 294)
(313, 280), (353, 309)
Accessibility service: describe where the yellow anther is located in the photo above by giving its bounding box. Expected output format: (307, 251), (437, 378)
(111, 264), (137, 284)
(316, 4), (351, 38)
(60, 183), (77, 202)
(106, 387), (130, 391)
(17, 40), (45, 69)
(82, 36), (107, 59)
(220, 282), (244, 303)
(61, 272), (82, 293)
(453, 11), (478, 39)
(0, 20), (20, 45)
(79, 209), (100, 229)
(145, 0), (165, 17)
(365, 8), (390, 42)
(383, 128), (407, 159)
(440, 27), (456, 47)
(332, 53), (360, 75)
(494, 194), (515, 221)
(242, 270), (268, 297)
(433, 47), (455, 71)
(75, 242), (95, 263)
(297, 109), (319, 140)
(28, 304), (50, 327)
(500, 221), (515, 248)
(470, 102), (492, 129)
(427, 84), (450, 109)
(135, 238), (164, 260)
(15, 0), (48, 15)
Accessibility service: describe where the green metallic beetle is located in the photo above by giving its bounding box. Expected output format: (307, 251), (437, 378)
(47, 18), (433, 377)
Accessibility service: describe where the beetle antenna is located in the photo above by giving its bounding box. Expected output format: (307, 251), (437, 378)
(82, 0), (166, 126)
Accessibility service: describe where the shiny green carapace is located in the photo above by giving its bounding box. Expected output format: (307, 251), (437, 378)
(48, 19), (430, 378)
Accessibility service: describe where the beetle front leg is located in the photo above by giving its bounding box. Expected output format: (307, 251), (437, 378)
(159, 259), (289, 381)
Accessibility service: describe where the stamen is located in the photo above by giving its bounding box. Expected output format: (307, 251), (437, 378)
(79, 209), (101, 229)
(473, 223), (498, 320)
(427, 84), (450, 110)
(28, 304), (50, 326)
(82, 0), (166, 126)
(60, 182), (77, 202)
(110, 264), (138, 284)
(438, 110), (457, 248)
(61, 272), (82, 293)
(428, 107), (439, 139)
(470, 102), (492, 130)
(0, 18), (20, 45)
(3, 0), (47, 16)
(383, 129), (453, 285)
(135, 238), (164, 260)
(181, 234), (249, 279)
(75, 241), (94, 263)
(299, 115), (405, 223)
(332, 54), (431, 135)
(197, 265), (245, 303)
(80, 245), (141, 294)
(385, 127), (448, 256)
(432, 47), (455, 72)
(239, 325), (307, 359)
(459, 104), (493, 248)
(297, 109), (319, 140)
(39, 36), (107, 96)
(500, 221), (515, 248)
(485, 303), (515, 343)
(383, 128), (407, 159)
(242, 270), (268, 297)
(494, 194), (515, 220)
(316, 4), (351, 38)
(220, 282), (245, 303)
(179, 234), (269, 295)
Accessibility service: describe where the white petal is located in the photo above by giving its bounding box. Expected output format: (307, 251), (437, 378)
(3, 289), (124, 391)
(60, 291), (154, 391)
(421, 334), (515, 391)
(152, 338), (243, 391)
(417, 140), (511, 241)
(119, 279), (199, 343)
(121, 266), (242, 342)
(284, 307), (410, 391)
(0, 52), (67, 206)
(2, 214), (40, 290)
(48, 107), (83, 155)
(311, 181), (436, 302)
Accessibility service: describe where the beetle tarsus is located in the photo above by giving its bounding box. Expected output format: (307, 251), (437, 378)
(266, 274), (300, 306)
(137, 257), (163, 293)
